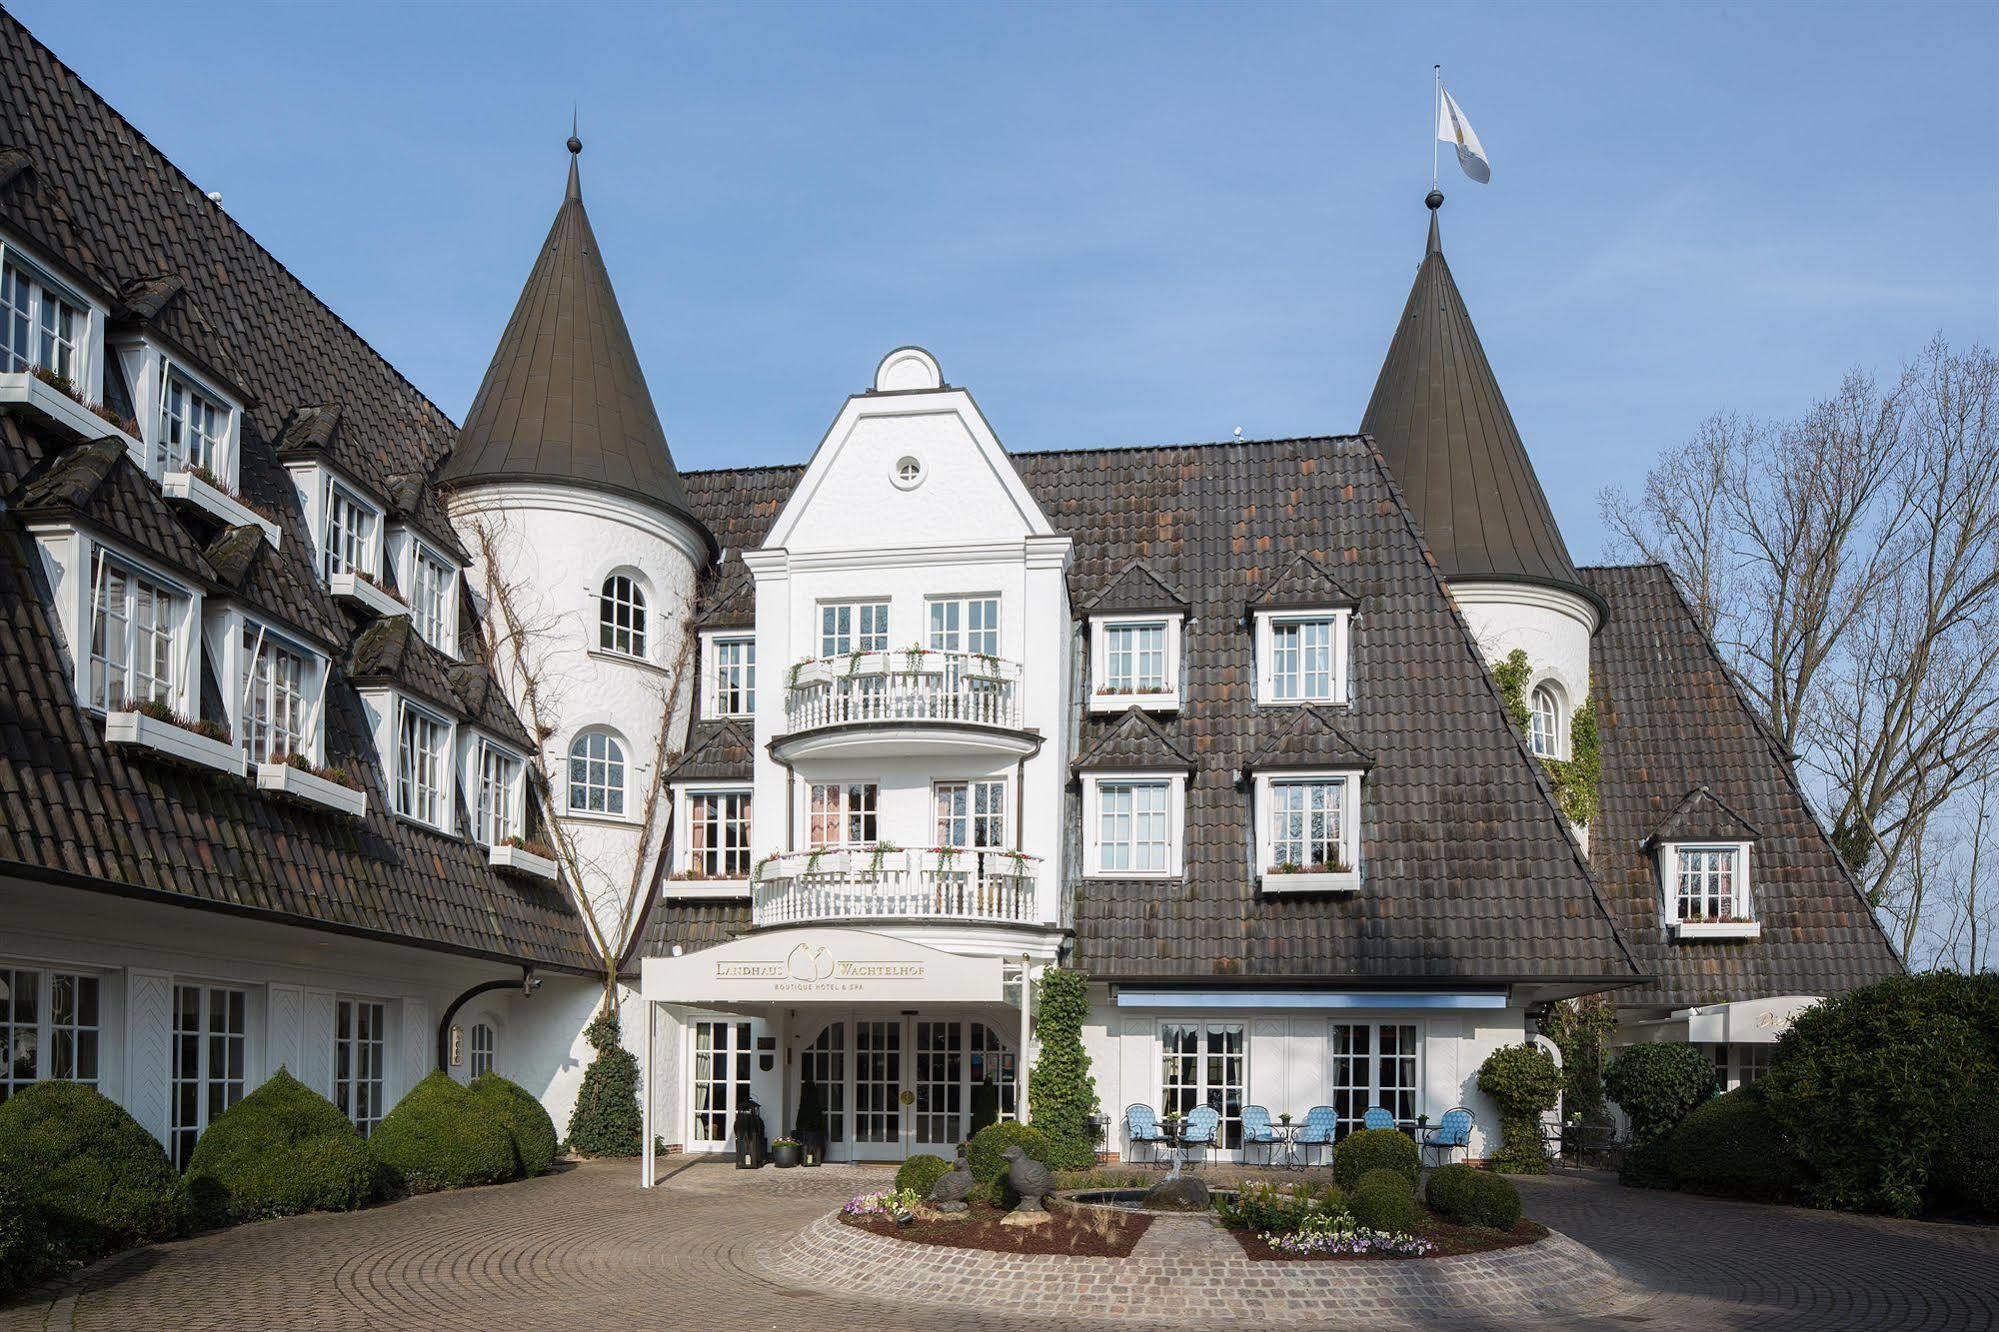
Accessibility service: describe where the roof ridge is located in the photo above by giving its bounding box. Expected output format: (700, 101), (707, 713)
(678, 435), (1374, 484)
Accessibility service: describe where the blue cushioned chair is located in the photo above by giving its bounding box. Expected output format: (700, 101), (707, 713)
(1420, 1106), (1475, 1166)
(1181, 1104), (1220, 1168)
(1241, 1104), (1279, 1167)
(1362, 1105), (1397, 1132)
(1294, 1105), (1338, 1168)
(1125, 1103), (1168, 1167)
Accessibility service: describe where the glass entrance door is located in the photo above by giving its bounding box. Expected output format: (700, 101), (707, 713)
(853, 1019), (903, 1154)
(812, 1014), (1016, 1160)
(913, 1020), (964, 1149)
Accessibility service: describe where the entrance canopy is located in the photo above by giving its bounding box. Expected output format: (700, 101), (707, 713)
(1672, 994), (1821, 1045)
(640, 927), (1006, 1007)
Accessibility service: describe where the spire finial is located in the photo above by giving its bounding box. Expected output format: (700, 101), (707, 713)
(1425, 189), (1444, 211)
(567, 105), (582, 156)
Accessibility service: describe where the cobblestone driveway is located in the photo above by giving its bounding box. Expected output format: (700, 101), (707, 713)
(3, 1160), (1993, 1330)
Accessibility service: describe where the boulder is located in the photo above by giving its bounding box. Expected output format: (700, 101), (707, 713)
(1141, 1176), (1211, 1212)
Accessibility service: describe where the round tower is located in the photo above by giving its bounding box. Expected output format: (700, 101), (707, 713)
(442, 134), (712, 953)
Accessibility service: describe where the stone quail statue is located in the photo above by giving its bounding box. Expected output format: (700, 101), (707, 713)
(1001, 1145), (1055, 1212)
(927, 1145), (975, 1212)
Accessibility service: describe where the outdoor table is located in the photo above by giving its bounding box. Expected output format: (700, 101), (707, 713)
(1159, 1118), (1187, 1175)
(1273, 1121), (1301, 1169)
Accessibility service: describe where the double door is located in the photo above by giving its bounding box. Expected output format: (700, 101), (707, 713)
(804, 1014), (1015, 1161)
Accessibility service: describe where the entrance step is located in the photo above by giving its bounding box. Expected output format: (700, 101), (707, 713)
(1128, 1214), (1237, 1260)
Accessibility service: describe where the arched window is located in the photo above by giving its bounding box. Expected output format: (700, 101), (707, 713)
(1529, 683), (1563, 758)
(568, 730), (627, 816)
(469, 1022), (496, 1079)
(599, 574), (647, 657)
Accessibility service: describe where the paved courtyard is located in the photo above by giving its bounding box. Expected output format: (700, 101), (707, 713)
(3, 1159), (1995, 1330)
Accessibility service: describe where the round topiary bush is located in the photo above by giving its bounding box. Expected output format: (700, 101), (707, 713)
(1348, 1167), (1422, 1235)
(0, 1081), (184, 1265)
(1424, 1162), (1475, 1217)
(470, 1074), (559, 1178)
(568, 1009), (642, 1157)
(1332, 1127), (1419, 1192)
(966, 1120), (1055, 1205)
(1478, 1043), (1563, 1174)
(0, 1174), (52, 1302)
(1761, 972), (1999, 1216)
(369, 1071), (517, 1193)
(183, 1069), (377, 1224)
(896, 1153), (951, 1198)
(1605, 1042), (1714, 1189)
(1666, 1085), (1802, 1204)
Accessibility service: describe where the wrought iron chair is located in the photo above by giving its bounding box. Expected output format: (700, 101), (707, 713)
(1293, 1105), (1339, 1168)
(1420, 1106), (1475, 1167)
(1241, 1104), (1280, 1167)
(1124, 1103), (1168, 1167)
(1181, 1104), (1220, 1168)
(1362, 1105), (1397, 1132)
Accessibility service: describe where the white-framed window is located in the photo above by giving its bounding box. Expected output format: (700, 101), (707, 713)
(691, 1019), (754, 1146)
(1160, 1021), (1246, 1151)
(1328, 1021), (1421, 1139)
(687, 789), (752, 879)
(0, 967), (102, 1102)
(808, 781), (878, 848)
(1664, 842), (1754, 927)
(567, 729), (627, 817)
(87, 549), (188, 713)
(238, 622), (315, 764)
(820, 600), (890, 657)
(472, 738), (524, 845)
(322, 480), (379, 581)
(170, 984), (246, 1168)
(928, 596), (999, 656)
(1083, 772), (1184, 877)
(1089, 614), (1184, 714)
(407, 542), (456, 655)
(0, 252), (89, 385)
(157, 369), (231, 480)
(469, 1022), (496, 1079)
(1253, 769), (1363, 889)
(1529, 682), (1564, 758)
(707, 635), (756, 717)
(395, 701), (451, 829)
(1254, 609), (1350, 706)
(599, 574), (648, 658)
(1711, 1042), (1772, 1093)
(334, 998), (387, 1136)
(934, 778), (1006, 848)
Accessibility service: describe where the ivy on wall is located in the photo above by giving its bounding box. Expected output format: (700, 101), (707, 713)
(1492, 649), (1600, 827)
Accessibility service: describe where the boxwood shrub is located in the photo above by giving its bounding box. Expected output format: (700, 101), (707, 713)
(1332, 1127), (1419, 1192)
(369, 1071), (517, 1193)
(470, 1074), (559, 1178)
(1348, 1167), (1422, 1234)
(0, 1174), (53, 1302)
(965, 1120), (1054, 1205)
(183, 1070), (378, 1224)
(567, 1010), (643, 1157)
(0, 1081), (184, 1265)
(1425, 1163), (1522, 1229)
(1605, 1042), (1714, 1188)
(895, 1153), (951, 1198)
(1666, 1085), (1802, 1204)
(1477, 1043), (1563, 1174)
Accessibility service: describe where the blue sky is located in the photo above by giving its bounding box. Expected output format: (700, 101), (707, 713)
(16, 1), (1994, 559)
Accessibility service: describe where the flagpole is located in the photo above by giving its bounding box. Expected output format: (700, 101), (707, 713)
(1431, 65), (1440, 193)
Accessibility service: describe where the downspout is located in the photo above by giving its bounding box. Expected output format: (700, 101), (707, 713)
(437, 966), (541, 1072)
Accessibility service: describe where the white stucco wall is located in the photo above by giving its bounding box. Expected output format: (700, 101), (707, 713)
(1451, 580), (1597, 742)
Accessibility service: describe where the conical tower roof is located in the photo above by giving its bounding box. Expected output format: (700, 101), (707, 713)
(1361, 195), (1590, 605)
(444, 137), (705, 541)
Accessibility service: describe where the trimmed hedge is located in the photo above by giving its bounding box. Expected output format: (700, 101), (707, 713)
(1425, 1163), (1522, 1230)
(568, 1009), (643, 1157)
(1332, 1128), (1419, 1192)
(1666, 1086), (1801, 1204)
(1761, 972), (1999, 1217)
(1478, 1043), (1563, 1174)
(0, 1081), (184, 1264)
(369, 1071), (517, 1193)
(183, 1070), (378, 1223)
(896, 1153), (951, 1198)
(1348, 1167), (1422, 1234)
(0, 1174), (53, 1302)
(1606, 1042), (1714, 1189)
(966, 1121), (1055, 1206)
(470, 1074), (559, 1178)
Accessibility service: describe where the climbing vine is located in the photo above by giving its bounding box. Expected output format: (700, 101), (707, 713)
(1537, 994), (1616, 1122)
(1491, 649), (1599, 827)
(1493, 649), (1533, 729)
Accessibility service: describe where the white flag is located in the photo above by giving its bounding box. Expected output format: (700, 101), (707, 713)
(1437, 85), (1491, 184)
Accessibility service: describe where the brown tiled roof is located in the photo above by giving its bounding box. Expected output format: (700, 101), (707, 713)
(1073, 708), (1197, 772)
(1644, 786), (1761, 848)
(1581, 563), (1903, 1008)
(1080, 560), (1187, 614)
(0, 14), (593, 972)
(348, 615), (464, 719)
(1248, 552), (1358, 611)
(665, 721), (753, 783)
(629, 897), (752, 967)
(1242, 707), (1374, 773)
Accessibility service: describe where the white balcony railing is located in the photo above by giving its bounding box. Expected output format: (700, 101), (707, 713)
(783, 650), (1022, 734)
(752, 847), (1040, 928)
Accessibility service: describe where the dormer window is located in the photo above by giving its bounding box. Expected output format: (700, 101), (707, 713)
(1255, 608), (1350, 706)
(235, 621), (324, 764)
(1660, 841), (1759, 939)
(324, 480), (379, 580)
(157, 370), (229, 478)
(1090, 614), (1182, 712)
(469, 736), (525, 846)
(1253, 769), (1363, 893)
(1, 258), (84, 383)
(88, 551), (187, 713)
(399, 535), (457, 655)
(703, 633), (756, 718)
(394, 700), (452, 831)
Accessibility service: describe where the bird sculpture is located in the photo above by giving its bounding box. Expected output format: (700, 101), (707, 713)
(927, 1145), (975, 1211)
(1001, 1145), (1055, 1212)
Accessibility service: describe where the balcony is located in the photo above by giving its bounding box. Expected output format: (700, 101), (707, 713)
(775, 650), (1035, 760)
(752, 847), (1041, 928)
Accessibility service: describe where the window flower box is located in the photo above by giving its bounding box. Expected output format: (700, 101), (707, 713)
(1260, 861), (1360, 894)
(490, 840), (558, 881)
(256, 758), (365, 817)
(0, 368), (145, 458)
(1670, 919), (1762, 940)
(328, 570), (405, 618)
(105, 705), (241, 774)
(1090, 685), (1179, 714)
(162, 469), (281, 548)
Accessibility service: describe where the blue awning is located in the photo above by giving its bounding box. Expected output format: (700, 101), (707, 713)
(1113, 990), (1508, 1010)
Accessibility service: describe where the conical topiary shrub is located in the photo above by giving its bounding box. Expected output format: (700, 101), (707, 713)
(470, 1073), (559, 1177)
(368, 1071), (516, 1193)
(184, 1069), (378, 1223)
(0, 1080), (184, 1264)
(567, 1008), (642, 1157)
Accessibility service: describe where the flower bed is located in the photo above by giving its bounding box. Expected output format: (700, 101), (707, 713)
(1232, 1216), (1546, 1261)
(1214, 1175), (1541, 1262)
(838, 1189), (1151, 1257)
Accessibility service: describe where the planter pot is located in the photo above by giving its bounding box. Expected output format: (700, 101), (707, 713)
(771, 1141), (801, 1169)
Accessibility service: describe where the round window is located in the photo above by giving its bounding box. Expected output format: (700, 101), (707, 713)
(891, 455), (925, 490)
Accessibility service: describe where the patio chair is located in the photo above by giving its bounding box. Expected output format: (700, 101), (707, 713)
(1419, 1106), (1475, 1167)
(1241, 1104), (1280, 1167)
(1362, 1105), (1397, 1132)
(1181, 1104), (1220, 1167)
(1293, 1105), (1338, 1168)
(1124, 1103), (1168, 1167)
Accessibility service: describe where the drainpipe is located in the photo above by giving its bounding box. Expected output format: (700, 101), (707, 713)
(437, 966), (541, 1072)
